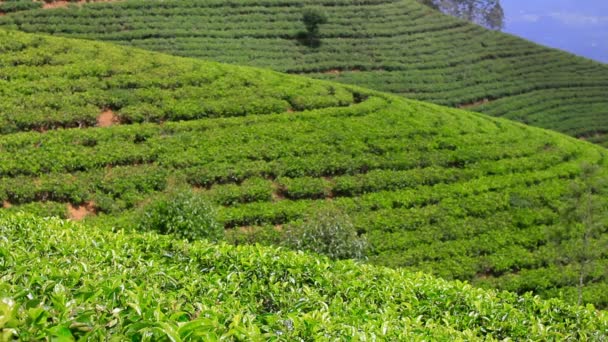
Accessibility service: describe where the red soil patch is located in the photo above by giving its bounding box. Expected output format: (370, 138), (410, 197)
(2, 201), (11, 209)
(458, 98), (491, 109)
(42, 1), (71, 9)
(40, 0), (117, 9)
(238, 226), (255, 234)
(322, 68), (362, 75)
(271, 181), (286, 202)
(324, 69), (342, 75)
(97, 109), (118, 127)
(67, 201), (96, 221)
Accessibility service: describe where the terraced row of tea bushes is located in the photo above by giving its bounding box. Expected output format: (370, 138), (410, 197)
(3, 0), (608, 144)
(1, 213), (607, 340)
(475, 87), (608, 144)
(0, 133), (568, 205)
(0, 29), (355, 134)
(0, 0), (41, 14)
(0, 0), (123, 14)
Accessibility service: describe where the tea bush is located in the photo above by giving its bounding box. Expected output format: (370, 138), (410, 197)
(137, 190), (224, 242)
(283, 207), (367, 260)
(1, 213), (607, 340)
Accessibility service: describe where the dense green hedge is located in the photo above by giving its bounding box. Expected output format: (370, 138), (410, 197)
(1, 0), (607, 145)
(1, 213), (607, 340)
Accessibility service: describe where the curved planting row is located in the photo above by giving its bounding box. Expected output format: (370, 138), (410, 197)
(0, 29), (356, 134)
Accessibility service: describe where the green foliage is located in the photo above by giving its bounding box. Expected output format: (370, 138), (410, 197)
(551, 162), (608, 305)
(283, 207), (367, 260)
(418, 0), (440, 10)
(137, 190), (224, 242)
(301, 8), (327, 47)
(277, 176), (331, 199)
(0, 29), (607, 307)
(225, 225), (283, 247)
(302, 9), (327, 35)
(0, 0), (41, 14)
(1, 0), (607, 145)
(1, 213), (607, 340)
(3, 201), (68, 219)
(204, 177), (273, 205)
(0, 30), (355, 134)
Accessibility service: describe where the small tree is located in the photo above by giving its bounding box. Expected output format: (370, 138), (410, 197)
(138, 190), (224, 242)
(283, 206), (367, 260)
(554, 163), (608, 305)
(301, 9), (327, 47)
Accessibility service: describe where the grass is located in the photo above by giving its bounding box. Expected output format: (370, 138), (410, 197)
(0, 29), (607, 309)
(1, 213), (607, 340)
(0, 0), (607, 145)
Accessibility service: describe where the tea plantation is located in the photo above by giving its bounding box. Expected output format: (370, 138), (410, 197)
(1, 0), (607, 146)
(1, 29), (608, 318)
(2, 213), (607, 340)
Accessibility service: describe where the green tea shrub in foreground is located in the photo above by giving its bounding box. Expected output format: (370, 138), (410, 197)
(283, 207), (367, 260)
(137, 190), (223, 242)
(1, 213), (607, 340)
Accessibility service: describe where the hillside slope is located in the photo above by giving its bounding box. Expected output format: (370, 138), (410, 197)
(1, 213), (607, 340)
(1, 0), (607, 145)
(0, 29), (607, 307)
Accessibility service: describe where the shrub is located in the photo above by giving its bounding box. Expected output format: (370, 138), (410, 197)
(137, 190), (224, 242)
(283, 207), (367, 260)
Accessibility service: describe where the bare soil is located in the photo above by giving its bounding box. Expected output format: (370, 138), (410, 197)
(67, 201), (96, 220)
(271, 181), (286, 202)
(40, 0), (118, 9)
(322, 68), (362, 75)
(97, 109), (118, 127)
(324, 69), (341, 75)
(2, 200), (11, 209)
(458, 98), (492, 109)
(238, 226), (255, 234)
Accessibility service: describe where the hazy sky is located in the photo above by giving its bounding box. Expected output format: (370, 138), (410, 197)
(501, 0), (608, 63)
